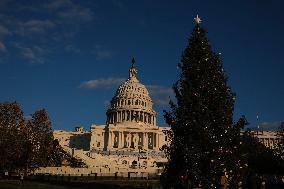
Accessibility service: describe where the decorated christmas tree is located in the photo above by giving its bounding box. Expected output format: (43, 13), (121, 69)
(161, 16), (246, 188)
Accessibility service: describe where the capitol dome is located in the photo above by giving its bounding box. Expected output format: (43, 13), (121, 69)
(106, 59), (156, 127)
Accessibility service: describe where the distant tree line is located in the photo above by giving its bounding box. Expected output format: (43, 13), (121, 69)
(0, 102), (85, 173)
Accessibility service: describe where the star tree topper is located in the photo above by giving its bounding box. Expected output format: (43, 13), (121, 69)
(194, 15), (202, 24)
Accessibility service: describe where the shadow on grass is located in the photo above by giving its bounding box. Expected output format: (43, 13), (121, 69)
(0, 179), (161, 189)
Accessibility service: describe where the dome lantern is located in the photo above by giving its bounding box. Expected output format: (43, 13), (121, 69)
(129, 57), (138, 82)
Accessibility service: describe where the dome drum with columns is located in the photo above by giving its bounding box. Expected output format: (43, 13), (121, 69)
(106, 59), (156, 127)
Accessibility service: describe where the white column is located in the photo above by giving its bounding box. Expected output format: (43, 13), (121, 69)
(112, 132), (115, 147)
(157, 133), (159, 149)
(131, 110), (133, 121)
(121, 132), (123, 148)
(107, 131), (111, 149)
(110, 131), (113, 149)
(146, 113), (148, 123)
(155, 133), (158, 150)
(144, 133), (148, 149)
(119, 132), (122, 148)
(140, 112), (142, 122)
(136, 111), (138, 122)
(145, 113), (147, 123)
(128, 133), (131, 148)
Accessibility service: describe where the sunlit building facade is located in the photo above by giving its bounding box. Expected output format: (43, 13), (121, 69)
(54, 61), (170, 169)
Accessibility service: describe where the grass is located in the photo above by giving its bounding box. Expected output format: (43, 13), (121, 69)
(0, 179), (161, 189)
(0, 180), (78, 189)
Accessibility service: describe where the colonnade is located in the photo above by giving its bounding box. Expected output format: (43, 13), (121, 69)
(107, 131), (159, 150)
(112, 98), (149, 109)
(107, 110), (156, 126)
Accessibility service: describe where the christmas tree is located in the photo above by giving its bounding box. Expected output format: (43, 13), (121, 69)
(161, 16), (246, 188)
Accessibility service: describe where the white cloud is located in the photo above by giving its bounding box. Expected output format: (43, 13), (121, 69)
(147, 85), (173, 96)
(79, 79), (174, 107)
(47, 0), (73, 10)
(65, 44), (81, 54)
(58, 7), (93, 22)
(0, 1), (95, 64)
(47, 0), (93, 22)
(104, 100), (111, 108)
(79, 78), (125, 89)
(92, 45), (113, 60)
(95, 50), (113, 60)
(259, 121), (281, 131)
(0, 25), (11, 37)
(79, 80), (174, 106)
(14, 43), (48, 64)
(0, 41), (7, 53)
(147, 85), (174, 106)
(112, 0), (125, 9)
(16, 19), (55, 35)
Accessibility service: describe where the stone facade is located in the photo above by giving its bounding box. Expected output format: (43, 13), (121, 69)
(54, 127), (91, 151)
(250, 131), (278, 149)
(53, 60), (170, 170)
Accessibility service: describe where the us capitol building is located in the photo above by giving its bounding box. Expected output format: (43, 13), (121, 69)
(36, 60), (278, 176)
(45, 59), (171, 176)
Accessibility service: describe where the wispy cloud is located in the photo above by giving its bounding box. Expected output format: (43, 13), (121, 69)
(79, 78), (125, 89)
(14, 43), (48, 64)
(0, 41), (7, 53)
(0, 25), (11, 38)
(112, 0), (125, 9)
(0, 0), (95, 64)
(259, 121), (281, 131)
(65, 44), (81, 54)
(47, 0), (93, 22)
(147, 85), (174, 106)
(79, 79), (174, 106)
(104, 100), (111, 108)
(92, 45), (114, 61)
(16, 19), (55, 35)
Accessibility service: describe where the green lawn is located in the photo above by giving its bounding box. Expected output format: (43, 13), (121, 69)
(0, 180), (79, 189)
(0, 180), (161, 189)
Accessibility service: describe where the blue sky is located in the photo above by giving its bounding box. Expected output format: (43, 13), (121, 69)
(0, 0), (283, 131)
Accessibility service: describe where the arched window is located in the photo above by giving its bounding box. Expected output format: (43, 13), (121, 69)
(122, 160), (127, 164)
